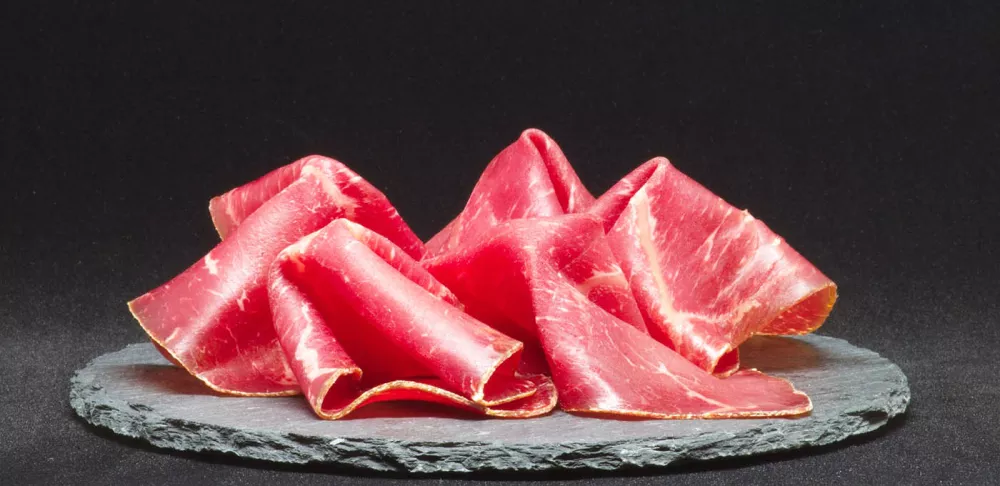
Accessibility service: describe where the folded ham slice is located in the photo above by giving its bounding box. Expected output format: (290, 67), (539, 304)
(422, 129), (645, 374)
(424, 214), (812, 418)
(589, 158), (838, 375)
(425, 128), (595, 259)
(209, 156), (424, 260)
(129, 129), (834, 421)
(268, 219), (556, 418)
(128, 156), (424, 395)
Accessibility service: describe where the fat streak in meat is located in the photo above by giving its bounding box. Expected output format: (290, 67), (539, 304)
(424, 214), (812, 418)
(425, 129), (595, 259)
(209, 156), (423, 259)
(268, 219), (556, 418)
(589, 157), (838, 375)
(129, 156), (424, 395)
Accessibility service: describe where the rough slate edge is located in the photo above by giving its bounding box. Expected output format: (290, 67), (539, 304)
(69, 335), (910, 474)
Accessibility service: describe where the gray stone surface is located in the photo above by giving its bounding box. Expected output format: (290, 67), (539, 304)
(69, 334), (909, 474)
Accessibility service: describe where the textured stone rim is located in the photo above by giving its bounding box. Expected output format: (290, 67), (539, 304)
(70, 335), (909, 474)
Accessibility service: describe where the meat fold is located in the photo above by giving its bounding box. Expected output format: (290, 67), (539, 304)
(425, 128), (595, 259)
(208, 155), (424, 259)
(424, 214), (812, 418)
(589, 158), (838, 375)
(129, 156), (425, 395)
(268, 219), (556, 418)
(130, 130), (834, 421)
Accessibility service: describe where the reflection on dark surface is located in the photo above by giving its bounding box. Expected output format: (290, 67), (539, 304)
(739, 336), (823, 372)
(109, 364), (221, 397)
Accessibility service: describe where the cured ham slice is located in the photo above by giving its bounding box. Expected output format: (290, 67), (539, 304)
(425, 129), (595, 259)
(128, 156), (425, 395)
(268, 219), (556, 418)
(208, 156), (424, 260)
(128, 129), (834, 421)
(589, 158), (837, 375)
(208, 158), (308, 240)
(424, 214), (811, 418)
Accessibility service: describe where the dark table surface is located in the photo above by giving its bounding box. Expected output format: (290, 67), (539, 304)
(4, 2), (998, 484)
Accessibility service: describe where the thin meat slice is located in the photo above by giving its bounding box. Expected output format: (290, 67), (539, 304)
(208, 158), (308, 239)
(209, 156), (424, 260)
(590, 158), (837, 375)
(424, 214), (811, 418)
(128, 158), (425, 395)
(268, 219), (557, 419)
(425, 129), (595, 259)
(425, 213), (647, 376)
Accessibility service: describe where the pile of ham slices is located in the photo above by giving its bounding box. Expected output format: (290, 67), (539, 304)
(129, 129), (837, 420)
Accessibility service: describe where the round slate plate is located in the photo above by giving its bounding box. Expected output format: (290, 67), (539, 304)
(70, 335), (909, 474)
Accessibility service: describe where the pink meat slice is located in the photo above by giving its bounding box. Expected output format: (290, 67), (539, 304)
(425, 128), (596, 259)
(589, 158), (838, 375)
(424, 214), (811, 418)
(128, 157), (425, 395)
(425, 211), (646, 376)
(208, 158), (307, 240)
(209, 156), (424, 260)
(268, 219), (556, 418)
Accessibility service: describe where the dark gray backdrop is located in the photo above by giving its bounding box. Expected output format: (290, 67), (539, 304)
(3, 2), (997, 484)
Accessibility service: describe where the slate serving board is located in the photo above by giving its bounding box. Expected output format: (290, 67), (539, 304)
(70, 334), (909, 474)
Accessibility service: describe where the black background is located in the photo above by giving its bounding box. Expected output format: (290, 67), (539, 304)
(3, 1), (998, 484)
